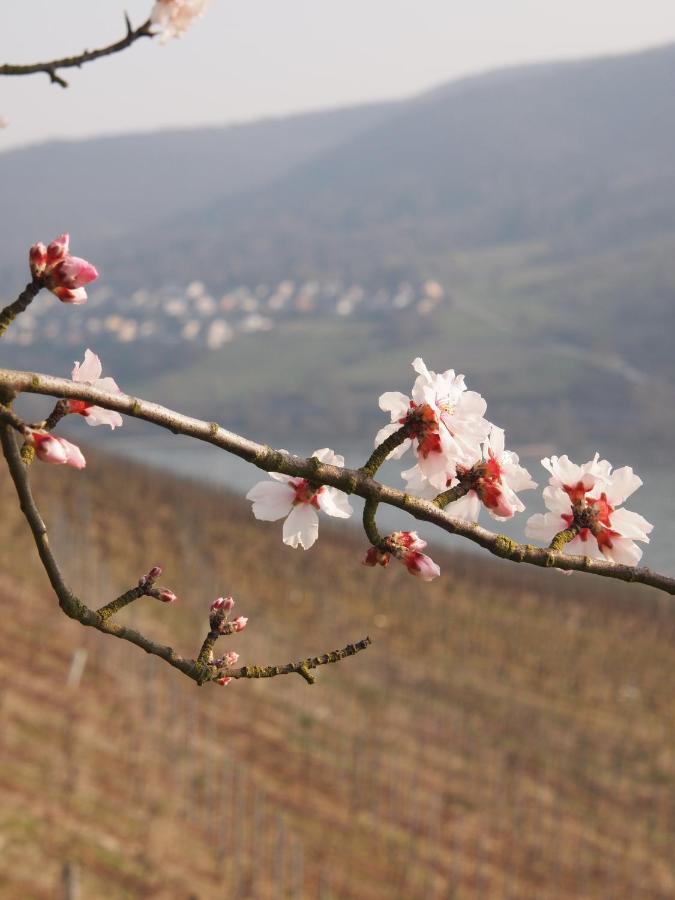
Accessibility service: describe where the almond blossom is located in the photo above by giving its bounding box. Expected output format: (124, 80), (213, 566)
(29, 234), (98, 304)
(363, 531), (441, 581)
(375, 357), (490, 491)
(151, 0), (211, 43)
(525, 453), (653, 566)
(68, 349), (123, 429)
(27, 431), (86, 469)
(246, 448), (354, 549)
(408, 426), (537, 522)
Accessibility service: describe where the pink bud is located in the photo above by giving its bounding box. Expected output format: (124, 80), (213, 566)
(232, 616), (248, 632)
(46, 233), (69, 266)
(217, 676), (232, 687)
(225, 651), (239, 666)
(29, 432), (86, 469)
(404, 551), (441, 582)
(148, 566), (163, 580)
(158, 589), (177, 604)
(211, 596), (234, 613)
(29, 242), (48, 277)
(50, 256), (99, 290)
(363, 546), (391, 567)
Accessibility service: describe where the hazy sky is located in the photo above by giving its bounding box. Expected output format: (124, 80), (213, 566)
(3, 1), (675, 149)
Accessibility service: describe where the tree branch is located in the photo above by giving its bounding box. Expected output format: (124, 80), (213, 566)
(1, 368), (674, 595)
(0, 15), (154, 88)
(0, 423), (370, 686)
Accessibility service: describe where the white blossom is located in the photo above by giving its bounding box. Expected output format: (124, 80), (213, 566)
(246, 448), (353, 550)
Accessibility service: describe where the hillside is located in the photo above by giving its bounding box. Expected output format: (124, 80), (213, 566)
(0, 100), (399, 282)
(1, 449), (674, 897)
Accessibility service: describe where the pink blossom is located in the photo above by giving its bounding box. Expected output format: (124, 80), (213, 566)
(68, 349), (123, 429)
(525, 453), (653, 566)
(28, 431), (86, 469)
(246, 448), (353, 549)
(375, 358), (490, 491)
(224, 651), (239, 666)
(151, 0), (211, 43)
(31, 234), (99, 304)
(232, 616), (248, 632)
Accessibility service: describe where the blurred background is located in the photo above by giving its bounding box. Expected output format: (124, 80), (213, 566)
(1, 2), (675, 896)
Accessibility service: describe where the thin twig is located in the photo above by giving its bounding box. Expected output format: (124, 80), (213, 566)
(0, 16), (154, 88)
(0, 280), (42, 338)
(1, 369), (674, 594)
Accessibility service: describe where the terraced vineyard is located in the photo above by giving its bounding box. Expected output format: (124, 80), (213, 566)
(0, 451), (674, 898)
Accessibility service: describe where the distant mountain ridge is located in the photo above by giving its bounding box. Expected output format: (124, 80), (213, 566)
(3, 43), (675, 461)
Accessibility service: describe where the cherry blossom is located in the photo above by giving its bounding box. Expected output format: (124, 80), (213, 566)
(151, 0), (211, 43)
(525, 453), (653, 566)
(422, 426), (536, 522)
(375, 357), (490, 491)
(27, 431), (86, 469)
(246, 448), (353, 549)
(68, 350), (123, 429)
(29, 234), (98, 304)
(364, 531), (441, 581)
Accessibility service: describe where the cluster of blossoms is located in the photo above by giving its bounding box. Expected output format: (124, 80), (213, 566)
(377, 358), (536, 519)
(363, 531), (440, 581)
(151, 0), (211, 43)
(29, 234), (98, 304)
(246, 356), (653, 580)
(247, 448), (353, 549)
(209, 596), (247, 686)
(525, 455), (653, 566)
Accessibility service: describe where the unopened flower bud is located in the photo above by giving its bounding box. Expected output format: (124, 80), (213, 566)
(28, 431), (86, 470)
(29, 242), (48, 278)
(158, 589), (177, 604)
(148, 566), (162, 580)
(46, 233), (69, 265)
(225, 651), (239, 666)
(363, 546), (391, 567)
(211, 596), (234, 613)
(232, 616), (248, 632)
(217, 676), (232, 687)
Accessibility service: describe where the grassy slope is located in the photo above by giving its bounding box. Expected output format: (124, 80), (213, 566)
(0, 450), (674, 898)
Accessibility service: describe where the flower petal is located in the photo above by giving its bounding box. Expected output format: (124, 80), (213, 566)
(246, 481), (294, 520)
(283, 504), (319, 550)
